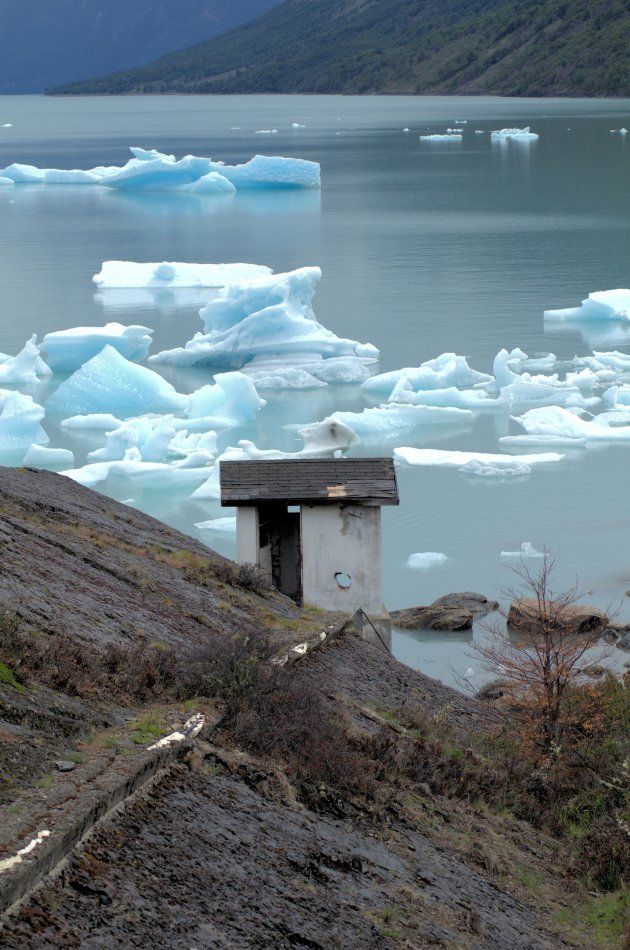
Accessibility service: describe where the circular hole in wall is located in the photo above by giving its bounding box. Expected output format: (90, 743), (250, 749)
(335, 572), (352, 589)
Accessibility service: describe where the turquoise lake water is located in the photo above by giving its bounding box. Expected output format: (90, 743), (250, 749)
(1, 93), (630, 686)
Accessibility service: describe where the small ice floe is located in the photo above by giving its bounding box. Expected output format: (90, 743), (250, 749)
(2, 123), (12, 128)
(490, 127), (538, 142)
(407, 552), (449, 569)
(255, 129), (278, 134)
(420, 133), (462, 142)
(500, 541), (544, 559)
(393, 447), (563, 471)
(292, 122), (306, 128)
(402, 127), (410, 132)
(194, 517), (236, 533)
(463, 667), (475, 680)
(93, 261), (272, 289)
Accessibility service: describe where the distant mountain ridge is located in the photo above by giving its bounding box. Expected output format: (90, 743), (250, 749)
(49, 0), (630, 98)
(0, 0), (282, 94)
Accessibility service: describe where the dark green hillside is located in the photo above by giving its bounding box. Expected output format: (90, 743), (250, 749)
(50, 0), (630, 97)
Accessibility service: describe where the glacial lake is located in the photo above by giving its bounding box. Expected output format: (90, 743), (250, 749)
(1, 93), (630, 688)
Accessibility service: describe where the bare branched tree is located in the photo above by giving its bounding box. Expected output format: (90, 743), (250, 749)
(471, 555), (612, 761)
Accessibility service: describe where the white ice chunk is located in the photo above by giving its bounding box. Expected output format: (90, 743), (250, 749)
(46, 345), (187, 418)
(101, 154), (225, 191)
(0, 177), (14, 186)
(23, 444), (75, 470)
(491, 127), (539, 141)
(393, 447), (563, 468)
(235, 417), (359, 461)
(42, 323), (153, 372)
(363, 354), (491, 398)
(195, 517), (237, 533)
(389, 381), (499, 410)
(207, 154), (320, 189)
(0, 335), (51, 384)
(544, 290), (630, 323)
(330, 404), (473, 438)
(459, 458), (531, 478)
(407, 552), (448, 569)
(513, 405), (630, 440)
(0, 392), (48, 455)
(92, 261), (273, 289)
(501, 541), (545, 558)
(61, 413), (123, 430)
(151, 267), (377, 372)
(419, 134), (462, 141)
(188, 372), (266, 428)
(88, 416), (179, 463)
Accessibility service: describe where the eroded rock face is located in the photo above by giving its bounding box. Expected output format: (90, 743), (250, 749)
(507, 599), (608, 634)
(391, 592), (499, 631)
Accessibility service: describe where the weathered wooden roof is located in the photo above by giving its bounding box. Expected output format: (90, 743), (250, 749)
(220, 458), (399, 506)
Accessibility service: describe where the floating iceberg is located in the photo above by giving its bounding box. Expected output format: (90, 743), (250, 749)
(491, 127), (539, 141)
(544, 290), (630, 323)
(150, 268), (378, 382)
(187, 372), (266, 428)
(46, 345), (187, 418)
(23, 444), (75, 470)
(500, 541), (544, 558)
(0, 148), (321, 192)
(195, 517), (237, 533)
(42, 323), (153, 373)
(407, 552), (449, 569)
(393, 447), (563, 470)
(419, 134), (462, 142)
(61, 413), (123, 430)
(330, 404), (473, 438)
(0, 392), (48, 457)
(93, 261), (272, 289)
(363, 354), (492, 398)
(512, 405), (630, 441)
(0, 335), (51, 385)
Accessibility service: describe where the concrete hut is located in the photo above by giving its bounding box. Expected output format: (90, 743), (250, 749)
(220, 457), (399, 641)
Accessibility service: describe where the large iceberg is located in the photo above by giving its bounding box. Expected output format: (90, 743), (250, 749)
(544, 290), (630, 323)
(42, 323), (153, 373)
(46, 345), (188, 418)
(93, 261), (272, 289)
(0, 148), (321, 192)
(150, 267), (378, 383)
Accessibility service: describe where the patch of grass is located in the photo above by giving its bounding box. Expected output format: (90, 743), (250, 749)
(129, 713), (165, 744)
(579, 890), (630, 946)
(33, 774), (54, 789)
(0, 660), (24, 692)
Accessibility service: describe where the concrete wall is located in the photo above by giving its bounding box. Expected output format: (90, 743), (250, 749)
(300, 504), (385, 617)
(236, 506), (259, 565)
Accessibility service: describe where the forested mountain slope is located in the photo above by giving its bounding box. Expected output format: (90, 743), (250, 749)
(51, 0), (630, 97)
(1, 0), (282, 94)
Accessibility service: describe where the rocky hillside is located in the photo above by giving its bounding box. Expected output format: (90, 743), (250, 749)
(0, 0), (282, 94)
(51, 0), (630, 97)
(0, 468), (627, 947)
